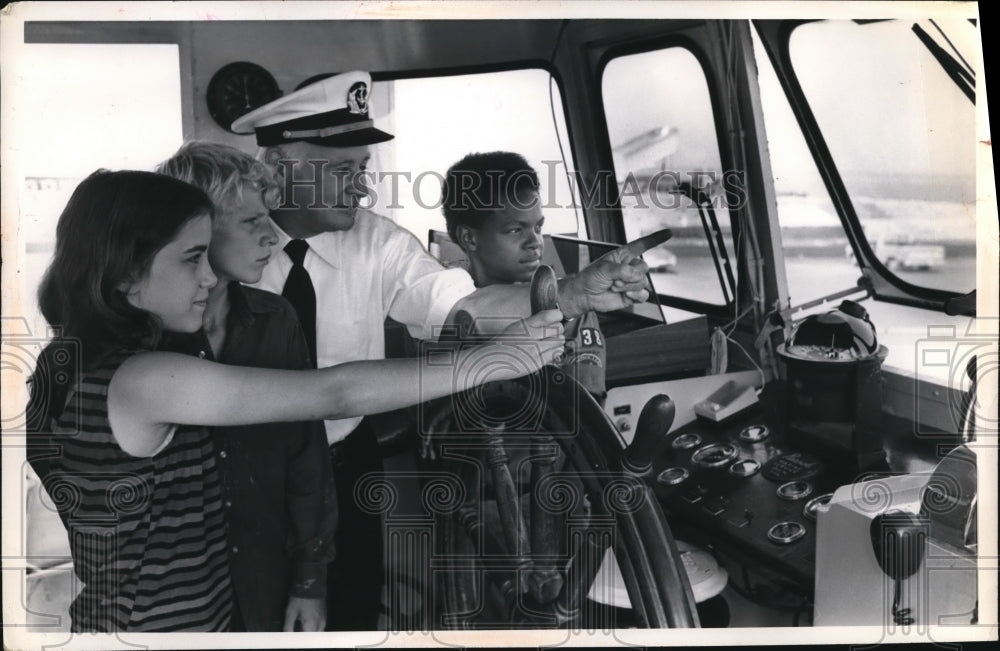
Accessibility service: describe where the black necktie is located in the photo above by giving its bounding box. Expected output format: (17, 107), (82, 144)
(282, 239), (317, 368)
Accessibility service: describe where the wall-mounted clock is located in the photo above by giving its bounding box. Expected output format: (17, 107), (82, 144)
(206, 61), (282, 133)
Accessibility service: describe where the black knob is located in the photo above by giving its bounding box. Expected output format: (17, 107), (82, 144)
(623, 394), (675, 475)
(838, 299), (868, 320)
(944, 290), (976, 316)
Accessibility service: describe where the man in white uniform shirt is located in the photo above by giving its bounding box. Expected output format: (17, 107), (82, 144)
(233, 70), (656, 630)
(253, 192), (474, 444)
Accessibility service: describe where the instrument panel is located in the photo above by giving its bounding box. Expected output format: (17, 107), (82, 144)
(605, 372), (839, 595)
(649, 406), (833, 592)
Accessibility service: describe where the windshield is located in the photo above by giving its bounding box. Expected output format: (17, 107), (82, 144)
(788, 19), (977, 295)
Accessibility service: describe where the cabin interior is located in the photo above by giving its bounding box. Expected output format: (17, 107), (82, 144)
(5, 6), (993, 638)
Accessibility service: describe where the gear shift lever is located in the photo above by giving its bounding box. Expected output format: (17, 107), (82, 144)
(623, 394), (675, 476)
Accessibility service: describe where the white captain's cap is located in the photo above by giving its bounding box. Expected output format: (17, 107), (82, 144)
(231, 71), (394, 147)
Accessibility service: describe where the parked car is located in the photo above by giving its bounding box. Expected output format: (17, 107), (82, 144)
(644, 247), (678, 272)
(874, 235), (945, 271)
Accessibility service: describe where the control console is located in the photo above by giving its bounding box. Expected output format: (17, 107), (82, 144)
(648, 400), (838, 593)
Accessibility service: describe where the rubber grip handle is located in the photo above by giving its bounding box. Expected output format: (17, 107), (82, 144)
(623, 394), (676, 475)
(529, 264), (559, 315)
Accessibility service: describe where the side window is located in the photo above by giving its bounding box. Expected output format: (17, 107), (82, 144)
(602, 46), (736, 317)
(10, 44), (184, 341)
(371, 69), (581, 247)
(788, 19), (976, 294)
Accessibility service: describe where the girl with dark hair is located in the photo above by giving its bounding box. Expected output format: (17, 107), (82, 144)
(27, 169), (564, 632)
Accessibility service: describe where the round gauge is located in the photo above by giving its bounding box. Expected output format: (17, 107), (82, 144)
(206, 61), (282, 132)
(777, 481), (814, 501)
(738, 424), (770, 442)
(691, 443), (739, 469)
(671, 433), (702, 450)
(728, 458), (761, 477)
(767, 521), (806, 544)
(803, 493), (834, 521)
(656, 467), (690, 486)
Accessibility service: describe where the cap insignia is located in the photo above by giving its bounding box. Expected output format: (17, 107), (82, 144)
(347, 82), (369, 115)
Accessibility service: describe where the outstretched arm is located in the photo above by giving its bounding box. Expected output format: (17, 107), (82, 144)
(108, 310), (564, 456)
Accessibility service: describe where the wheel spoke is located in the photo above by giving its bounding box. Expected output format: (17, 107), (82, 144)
(528, 434), (565, 603)
(441, 474), (481, 627)
(553, 521), (613, 626)
(483, 424), (534, 596)
(429, 366), (700, 629)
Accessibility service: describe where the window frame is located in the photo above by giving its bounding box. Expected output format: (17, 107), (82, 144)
(595, 35), (742, 320)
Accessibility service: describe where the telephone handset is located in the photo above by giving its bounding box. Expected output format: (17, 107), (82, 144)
(869, 510), (928, 625)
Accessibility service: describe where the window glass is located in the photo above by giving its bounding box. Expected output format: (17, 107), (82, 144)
(750, 29), (861, 306)
(11, 44), (184, 341)
(602, 46), (735, 309)
(371, 69), (580, 248)
(751, 24), (976, 384)
(789, 19), (976, 293)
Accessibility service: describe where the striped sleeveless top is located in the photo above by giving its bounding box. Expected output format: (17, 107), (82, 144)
(38, 349), (233, 631)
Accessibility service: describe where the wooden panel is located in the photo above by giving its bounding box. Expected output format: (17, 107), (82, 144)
(605, 317), (709, 386)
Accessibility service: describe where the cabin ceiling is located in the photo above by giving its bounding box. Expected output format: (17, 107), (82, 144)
(25, 18), (708, 149)
(25, 18), (702, 76)
(29, 20), (563, 73)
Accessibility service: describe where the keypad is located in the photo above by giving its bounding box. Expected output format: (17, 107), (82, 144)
(762, 451), (823, 482)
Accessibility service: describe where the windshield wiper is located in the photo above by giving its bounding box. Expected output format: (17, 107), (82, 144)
(912, 23), (975, 103)
(930, 18), (975, 80)
(677, 182), (737, 305)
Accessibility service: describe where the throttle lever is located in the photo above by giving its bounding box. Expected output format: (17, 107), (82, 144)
(623, 394), (676, 476)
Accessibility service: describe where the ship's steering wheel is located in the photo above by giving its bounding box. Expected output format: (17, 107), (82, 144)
(420, 265), (699, 629)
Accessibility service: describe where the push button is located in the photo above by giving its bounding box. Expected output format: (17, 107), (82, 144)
(738, 424), (770, 442)
(671, 433), (702, 450)
(777, 481), (814, 501)
(657, 467), (689, 486)
(767, 521), (806, 544)
(728, 459), (760, 477)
